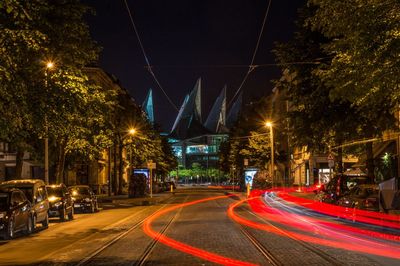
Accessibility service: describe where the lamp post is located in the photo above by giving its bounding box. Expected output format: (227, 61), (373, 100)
(44, 61), (54, 184)
(122, 128), (136, 194)
(265, 121), (274, 188)
(127, 128), (136, 176)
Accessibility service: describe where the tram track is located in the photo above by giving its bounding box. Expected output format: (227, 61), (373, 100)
(134, 196), (188, 266)
(215, 197), (283, 265)
(76, 195), (188, 266)
(224, 194), (343, 266)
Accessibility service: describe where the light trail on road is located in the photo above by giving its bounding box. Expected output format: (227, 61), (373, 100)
(142, 195), (258, 266)
(228, 194), (400, 260)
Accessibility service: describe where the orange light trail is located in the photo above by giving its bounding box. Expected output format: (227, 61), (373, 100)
(142, 195), (258, 266)
(249, 196), (400, 242)
(278, 192), (400, 228)
(228, 197), (400, 259)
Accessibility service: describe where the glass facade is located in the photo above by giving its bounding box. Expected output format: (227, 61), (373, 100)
(170, 134), (228, 169)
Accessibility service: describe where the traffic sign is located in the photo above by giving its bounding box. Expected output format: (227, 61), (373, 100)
(327, 154), (334, 160)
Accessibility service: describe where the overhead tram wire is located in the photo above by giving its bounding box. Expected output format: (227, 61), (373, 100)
(122, 0), (179, 112)
(228, 0), (272, 108)
(146, 60), (325, 69)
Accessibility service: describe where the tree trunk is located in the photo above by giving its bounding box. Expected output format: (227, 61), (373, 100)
(15, 148), (24, 179)
(366, 142), (375, 181)
(54, 140), (67, 184)
(118, 143), (124, 195)
(60, 146), (66, 184)
(336, 146), (344, 174)
(113, 141), (118, 195)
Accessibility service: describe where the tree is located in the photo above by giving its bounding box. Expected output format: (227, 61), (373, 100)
(157, 136), (178, 179)
(308, 0), (400, 109)
(273, 5), (372, 175)
(240, 131), (271, 170)
(307, 0), (399, 178)
(0, 1), (48, 178)
(0, 0), (113, 181)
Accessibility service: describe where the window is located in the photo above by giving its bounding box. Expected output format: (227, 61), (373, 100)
(0, 194), (8, 211)
(11, 192), (24, 205)
(36, 186), (47, 203)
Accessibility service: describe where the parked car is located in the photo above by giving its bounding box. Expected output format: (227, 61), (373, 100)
(0, 188), (33, 239)
(0, 179), (49, 229)
(46, 184), (74, 221)
(68, 185), (98, 213)
(337, 184), (379, 211)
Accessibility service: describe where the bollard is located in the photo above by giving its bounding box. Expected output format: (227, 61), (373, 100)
(247, 183), (250, 197)
(170, 184), (173, 193)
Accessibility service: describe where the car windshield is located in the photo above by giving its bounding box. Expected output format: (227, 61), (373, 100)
(46, 187), (63, 197)
(71, 187), (90, 196)
(0, 193), (8, 211)
(15, 187), (34, 202)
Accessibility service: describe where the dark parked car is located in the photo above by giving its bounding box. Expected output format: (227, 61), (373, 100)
(46, 184), (74, 221)
(0, 188), (33, 239)
(337, 184), (379, 211)
(0, 179), (49, 229)
(69, 185), (98, 213)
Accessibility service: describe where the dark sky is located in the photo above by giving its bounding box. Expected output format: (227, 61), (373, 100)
(83, 0), (306, 131)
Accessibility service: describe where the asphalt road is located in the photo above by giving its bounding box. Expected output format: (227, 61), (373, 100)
(0, 188), (399, 265)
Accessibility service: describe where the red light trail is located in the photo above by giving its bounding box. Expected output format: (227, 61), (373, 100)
(142, 190), (400, 264)
(142, 195), (258, 266)
(228, 196), (400, 259)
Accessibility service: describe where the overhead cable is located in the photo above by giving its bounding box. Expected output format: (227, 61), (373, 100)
(123, 0), (179, 111)
(143, 61), (323, 69)
(228, 0), (272, 107)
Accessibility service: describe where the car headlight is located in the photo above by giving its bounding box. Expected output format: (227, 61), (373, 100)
(85, 198), (91, 202)
(54, 202), (63, 207)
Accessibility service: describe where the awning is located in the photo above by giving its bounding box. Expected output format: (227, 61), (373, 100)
(343, 168), (366, 176)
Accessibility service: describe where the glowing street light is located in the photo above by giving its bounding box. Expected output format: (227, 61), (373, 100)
(265, 121), (274, 188)
(128, 128), (136, 135)
(46, 61), (54, 70)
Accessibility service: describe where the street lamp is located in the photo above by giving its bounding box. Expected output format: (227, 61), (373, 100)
(128, 128), (136, 136)
(44, 61), (55, 184)
(126, 128), (137, 183)
(265, 121), (274, 188)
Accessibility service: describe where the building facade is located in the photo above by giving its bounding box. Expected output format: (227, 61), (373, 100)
(166, 78), (241, 172)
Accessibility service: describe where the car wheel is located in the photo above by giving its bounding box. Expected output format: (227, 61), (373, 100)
(32, 215), (37, 232)
(25, 216), (33, 235)
(60, 207), (66, 221)
(42, 213), (49, 228)
(6, 218), (14, 240)
(68, 207), (74, 220)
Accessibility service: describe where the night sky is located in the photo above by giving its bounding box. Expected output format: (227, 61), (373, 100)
(83, 0), (307, 131)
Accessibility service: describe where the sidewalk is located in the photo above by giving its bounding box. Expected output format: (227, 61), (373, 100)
(97, 191), (174, 206)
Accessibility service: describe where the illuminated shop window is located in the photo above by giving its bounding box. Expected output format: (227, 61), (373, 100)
(186, 145), (209, 154)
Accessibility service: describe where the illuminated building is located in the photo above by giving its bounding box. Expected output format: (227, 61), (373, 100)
(168, 78), (242, 169)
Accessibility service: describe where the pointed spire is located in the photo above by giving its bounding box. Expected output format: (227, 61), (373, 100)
(170, 78), (208, 139)
(171, 94), (189, 133)
(193, 78), (202, 122)
(226, 91), (243, 129)
(205, 86), (227, 133)
(142, 88), (154, 124)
